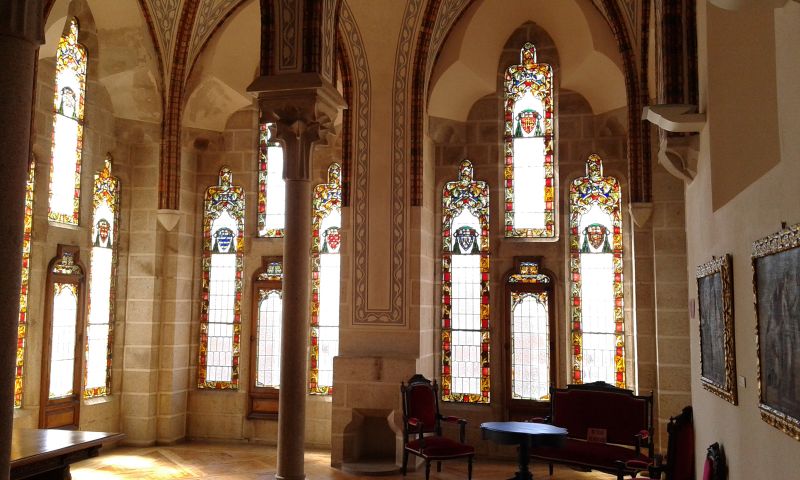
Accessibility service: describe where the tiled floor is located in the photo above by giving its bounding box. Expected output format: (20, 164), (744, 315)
(72, 442), (619, 480)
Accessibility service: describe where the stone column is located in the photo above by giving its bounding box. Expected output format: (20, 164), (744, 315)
(250, 73), (344, 480)
(0, 1), (43, 478)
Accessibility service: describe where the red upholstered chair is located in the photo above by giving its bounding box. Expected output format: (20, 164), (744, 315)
(626, 406), (694, 480)
(702, 443), (726, 480)
(401, 374), (474, 480)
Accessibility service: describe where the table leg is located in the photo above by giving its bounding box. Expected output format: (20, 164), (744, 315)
(513, 440), (533, 480)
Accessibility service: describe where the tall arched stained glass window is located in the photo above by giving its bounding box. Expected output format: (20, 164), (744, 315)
(309, 163), (342, 395)
(15, 157), (36, 408)
(504, 42), (555, 238)
(249, 257), (283, 418)
(40, 245), (85, 429)
(85, 156), (119, 398)
(257, 123), (285, 237)
(506, 257), (554, 405)
(48, 18), (87, 225)
(441, 159), (490, 403)
(569, 154), (624, 387)
(198, 167), (245, 389)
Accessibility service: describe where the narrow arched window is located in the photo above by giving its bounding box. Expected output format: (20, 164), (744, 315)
(84, 156), (120, 398)
(199, 167), (245, 389)
(441, 159), (490, 403)
(569, 154), (624, 387)
(504, 42), (556, 238)
(506, 257), (555, 418)
(49, 18), (87, 225)
(257, 123), (285, 237)
(249, 257), (282, 418)
(15, 157), (36, 408)
(40, 245), (85, 428)
(309, 163), (342, 395)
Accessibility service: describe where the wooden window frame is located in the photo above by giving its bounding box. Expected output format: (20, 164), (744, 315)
(40, 244), (86, 429)
(503, 256), (556, 420)
(248, 256), (282, 419)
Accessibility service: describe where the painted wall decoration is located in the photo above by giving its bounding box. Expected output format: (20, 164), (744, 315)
(441, 159), (490, 403)
(697, 254), (737, 405)
(753, 223), (800, 440)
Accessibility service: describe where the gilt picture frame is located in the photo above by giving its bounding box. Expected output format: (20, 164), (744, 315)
(753, 223), (800, 441)
(697, 254), (737, 405)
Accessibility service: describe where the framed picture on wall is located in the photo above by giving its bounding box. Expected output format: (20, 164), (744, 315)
(753, 223), (800, 440)
(697, 254), (737, 405)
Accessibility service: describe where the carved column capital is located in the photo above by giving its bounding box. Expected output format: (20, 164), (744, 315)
(249, 72), (345, 181)
(0, 0), (44, 45)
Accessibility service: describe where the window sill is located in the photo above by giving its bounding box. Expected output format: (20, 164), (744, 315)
(84, 395), (114, 406)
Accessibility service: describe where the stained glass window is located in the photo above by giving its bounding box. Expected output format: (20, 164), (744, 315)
(441, 159), (490, 403)
(257, 123), (285, 237)
(199, 167), (244, 389)
(84, 156), (119, 398)
(48, 18), (86, 226)
(15, 158), (36, 408)
(45, 247), (84, 400)
(254, 259), (283, 389)
(569, 154), (624, 387)
(504, 42), (556, 238)
(309, 163), (342, 395)
(508, 258), (553, 401)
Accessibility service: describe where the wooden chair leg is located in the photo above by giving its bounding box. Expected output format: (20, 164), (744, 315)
(425, 461), (431, 480)
(437, 461), (441, 472)
(468, 456), (473, 480)
(402, 450), (408, 476)
(548, 463), (553, 476)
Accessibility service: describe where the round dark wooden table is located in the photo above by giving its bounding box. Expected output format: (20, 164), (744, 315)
(481, 421), (567, 480)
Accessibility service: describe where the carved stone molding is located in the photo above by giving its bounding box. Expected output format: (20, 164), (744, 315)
(709, 0), (796, 10)
(156, 209), (182, 231)
(0, 0), (44, 45)
(249, 72), (345, 181)
(629, 202), (654, 228)
(643, 104), (706, 133)
(657, 132), (699, 184)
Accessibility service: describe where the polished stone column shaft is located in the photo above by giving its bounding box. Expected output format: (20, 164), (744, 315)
(0, 2), (43, 479)
(277, 175), (312, 480)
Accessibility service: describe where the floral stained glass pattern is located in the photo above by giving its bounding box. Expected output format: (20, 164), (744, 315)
(199, 167), (245, 389)
(569, 154), (624, 387)
(441, 160), (490, 403)
(508, 259), (552, 401)
(85, 156), (120, 398)
(15, 158), (36, 407)
(309, 163), (342, 395)
(257, 124), (285, 237)
(48, 18), (87, 225)
(504, 42), (556, 238)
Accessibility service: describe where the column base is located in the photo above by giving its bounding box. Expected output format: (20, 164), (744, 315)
(276, 474), (306, 480)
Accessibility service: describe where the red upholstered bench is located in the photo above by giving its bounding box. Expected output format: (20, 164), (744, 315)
(529, 382), (654, 480)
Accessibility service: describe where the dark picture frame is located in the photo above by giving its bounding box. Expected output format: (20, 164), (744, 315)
(753, 223), (800, 441)
(696, 254), (737, 405)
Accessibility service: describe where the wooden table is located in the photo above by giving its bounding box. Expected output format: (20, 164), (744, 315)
(11, 429), (125, 480)
(481, 422), (566, 480)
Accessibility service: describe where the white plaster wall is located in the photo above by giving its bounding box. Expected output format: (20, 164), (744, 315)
(687, 2), (800, 478)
